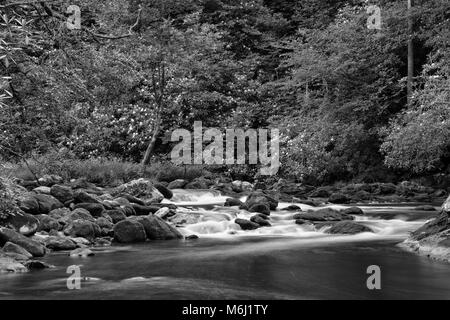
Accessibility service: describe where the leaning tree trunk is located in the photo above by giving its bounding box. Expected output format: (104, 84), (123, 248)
(141, 113), (161, 173)
(407, 0), (414, 106)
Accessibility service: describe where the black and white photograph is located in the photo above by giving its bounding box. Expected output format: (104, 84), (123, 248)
(0, 0), (449, 303)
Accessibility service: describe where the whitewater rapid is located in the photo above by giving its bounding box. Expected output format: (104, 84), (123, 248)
(162, 189), (429, 242)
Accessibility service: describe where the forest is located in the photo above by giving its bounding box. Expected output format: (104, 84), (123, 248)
(0, 0), (449, 186)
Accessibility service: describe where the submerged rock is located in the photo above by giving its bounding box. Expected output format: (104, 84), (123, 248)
(326, 221), (373, 235)
(70, 248), (94, 257)
(293, 208), (353, 222)
(341, 207), (364, 215)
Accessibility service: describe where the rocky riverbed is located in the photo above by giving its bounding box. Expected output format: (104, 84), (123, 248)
(0, 174), (449, 274)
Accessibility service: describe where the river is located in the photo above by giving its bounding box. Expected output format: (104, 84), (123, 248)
(0, 190), (449, 299)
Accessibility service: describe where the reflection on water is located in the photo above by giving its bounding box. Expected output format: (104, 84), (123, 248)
(0, 189), (448, 300)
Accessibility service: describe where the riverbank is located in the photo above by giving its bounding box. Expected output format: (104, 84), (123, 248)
(0, 174), (449, 275)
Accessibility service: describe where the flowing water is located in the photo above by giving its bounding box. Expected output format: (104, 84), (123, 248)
(0, 190), (449, 300)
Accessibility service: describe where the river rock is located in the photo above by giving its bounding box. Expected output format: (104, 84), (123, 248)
(36, 215), (61, 232)
(281, 205), (302, 211)
(105, 209), (127, 224)
(245, 191), (278, 211)
(3, 211), (39, 236)
(74, 203), (105, 217)
(0, 227), (46, 257)
(63, 219), (96, 240)
(70, 248), (94, 257)
(328, 193), (350, 204)
(409, 211), (448, 241)
(130, 203), (158, 215)
(224, 198), (243, 207)
(443, 195), (450, 213)
(73, 190), (101, 204)
(326, 221), (373, 234)
(250, 215), (271, 227)
(50, 185), (74, 203)
(310, 188), (331, 198)
(33, 186), (51, 194)
(2, 241), (33, 259)
(48, 207), (71, 220)
(116, 194), (145, 206)
(294, 208), (354, 222)
(59, 208), (95, 226)
(114, 179), (164, 203)
(248, 203), (270, 215)
(44, 236), (77, 251)
(24, 260), (51, 270)
(235, 218), (260, 230)
(0, 254), (27, 273)
(96, 217), (114, 229)
(130, 215), (183, 240)
(113, 219), (147, 243)
(341, 207), (364, 215)
(167, 179), (188, 189)
(17, 195), (40, 215)
(154, 207), (171, 219)
(154, 183), (173, 199)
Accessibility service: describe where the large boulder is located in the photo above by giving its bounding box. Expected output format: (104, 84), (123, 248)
(19, 194), (63, 215)
(248, 203), (270, 215)
(409, 211), (448, 241)
(105, 209), (127, 224)
(341, 207), (365, 216)
(73, 190), (101, 204)
(3, 211), (39, 236)
(73, 203), (105, 217)
(58, 208), (95, 225)
(113, 219), (147, 243)
(326, 221), (373, 235)
(294, 208), (354, 222)
(244, 191), (278, 211)
(63, 219), (96, 240)
(130, 215), (183, 240)
(113, 179), (164, 203)
(2, 242), (33, 259)
(50, 185), (74, 203)
(36, 215), (61, 232)
(44, 236), (77, 251)
(0, 227), (46, 257)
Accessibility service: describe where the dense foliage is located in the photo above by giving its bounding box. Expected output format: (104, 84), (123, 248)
(1, 0), (449, 184)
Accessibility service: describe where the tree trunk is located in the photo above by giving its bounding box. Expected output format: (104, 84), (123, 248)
(407, 0), (414, 106)
(141, 113), (161, 173)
